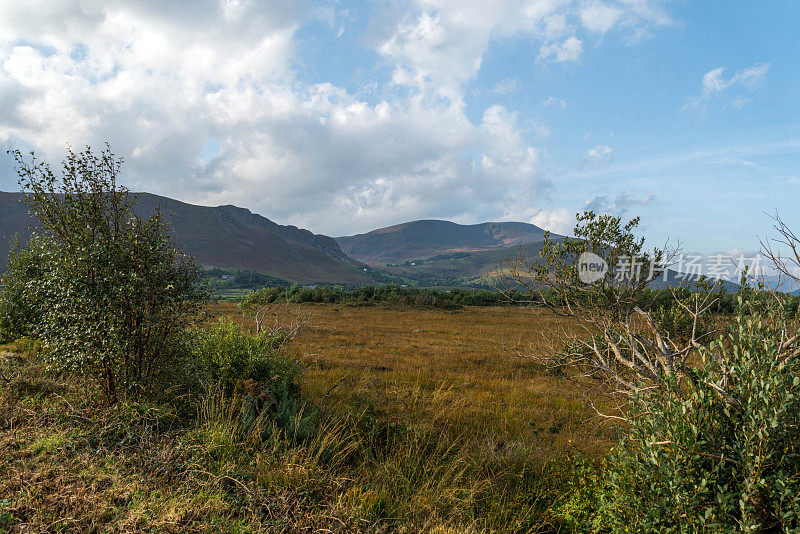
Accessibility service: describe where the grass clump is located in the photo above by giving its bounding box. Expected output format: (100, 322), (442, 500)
(190, 320), (311, 435)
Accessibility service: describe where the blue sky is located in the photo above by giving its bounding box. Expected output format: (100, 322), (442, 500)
(0, 0), (798, 257)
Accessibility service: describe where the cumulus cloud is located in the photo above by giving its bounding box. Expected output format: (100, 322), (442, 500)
(376, 2), (574, 99)
(683, 63), (770, 111)
(585, 192), (653, 216)
(538, 36), (583, 62)
(377, 0), (672, 98)
(584, 144), (614, 165)
(580, 2), (623, 33)
(578, 0), (673, 44)
(530, 207), (574, 234)
(0, 0), (675, 235)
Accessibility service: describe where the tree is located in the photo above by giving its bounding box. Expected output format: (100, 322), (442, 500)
(502, 211), (726, 414)
(4, 145), (207, 402)
(0, 236), (48, 342)
(509, 211), (800, 531)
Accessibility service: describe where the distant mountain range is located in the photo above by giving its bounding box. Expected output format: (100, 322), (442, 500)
(336, 219), (546, 266)
(0, 191), (745, 291)
(0, 192), (369, 284)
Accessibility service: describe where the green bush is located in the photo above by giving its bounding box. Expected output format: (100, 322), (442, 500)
(552, 457), (608, 533)
(651, 282), (722, 344)
(190, 320), (308, 431)
(238, 283), (542, 310)
(601, 293), (800, 532)
(4, 146), (207, 402)
(0, 237), (49, 343)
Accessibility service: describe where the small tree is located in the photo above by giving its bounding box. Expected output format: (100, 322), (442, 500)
(503, 211), (726, 414)
(510, 211), (800, 531)
(4, 145), (207, 402)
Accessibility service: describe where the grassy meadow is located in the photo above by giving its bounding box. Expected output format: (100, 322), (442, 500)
(0, 302), (615, 533)
(215, 302), (614, 457)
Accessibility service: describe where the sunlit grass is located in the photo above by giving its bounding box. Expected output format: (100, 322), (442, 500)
(0, 303), (616, 532)
(213, 302), (615, 458)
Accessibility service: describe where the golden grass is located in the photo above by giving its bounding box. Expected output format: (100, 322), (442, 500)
(210, 303), (615, 460)
(0, 304), (616, 532)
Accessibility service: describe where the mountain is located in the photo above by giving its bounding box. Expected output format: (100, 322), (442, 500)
(336, 219), (547, 266)
(377, 241), (550, 288)
(0, 192), (32, 262)
(375, 239), (739, 292)
(0, 192), (746, 291)
(757, 274), (800, 294)
(0, 192), (369, 284)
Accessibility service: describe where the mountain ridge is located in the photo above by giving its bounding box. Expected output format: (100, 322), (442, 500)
(336, 219), (547, 266)
(0, 191), (749, 292)
(0, 191), (368, 284)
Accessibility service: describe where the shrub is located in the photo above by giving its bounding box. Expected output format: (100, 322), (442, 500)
(190, 320), (308, 431)
(4, 146), (207, 402)
(601, 292), (800, 532)
(518, 210), (800, 531)
(0, 237), (49, 343)
(553, 458), (608, 532)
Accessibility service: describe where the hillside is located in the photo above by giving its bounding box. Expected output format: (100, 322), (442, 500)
(378, 242), (548, 287)
(0, 192), (31, 264)
(1, 192), (745, 290)
(336, 219), (547, 266)
(377, 239), (740, 292)
(0, 192), (369, 284)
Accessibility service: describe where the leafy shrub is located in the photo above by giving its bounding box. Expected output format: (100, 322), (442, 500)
(190, 320), (308, 431)
(553, 457), (608, 533)
(651, 282), (722, 343)
(238, 284), (541, 309)
(0, 237), (49, 343)
(295, 287), (315, 302)
(601, 293), (800, 532)
(785, 296), (800, 320)
(4, 146), (207, 402)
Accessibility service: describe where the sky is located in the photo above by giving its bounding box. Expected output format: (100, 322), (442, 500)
(0, 0), (798, 256)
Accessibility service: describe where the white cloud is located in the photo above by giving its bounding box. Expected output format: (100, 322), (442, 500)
(580, 2), (623, 33)
(585, 144), (613, 165)
(585, 191), (653, 216)
(377, 0), (672, 100)
(0, 0), (676, 236)
(542, 96), (566, 108)
(538, 36), (583, 62)
(530, 207), (574, 234)
(312, 1), (350, 37)
(684, 62), (770, 111)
